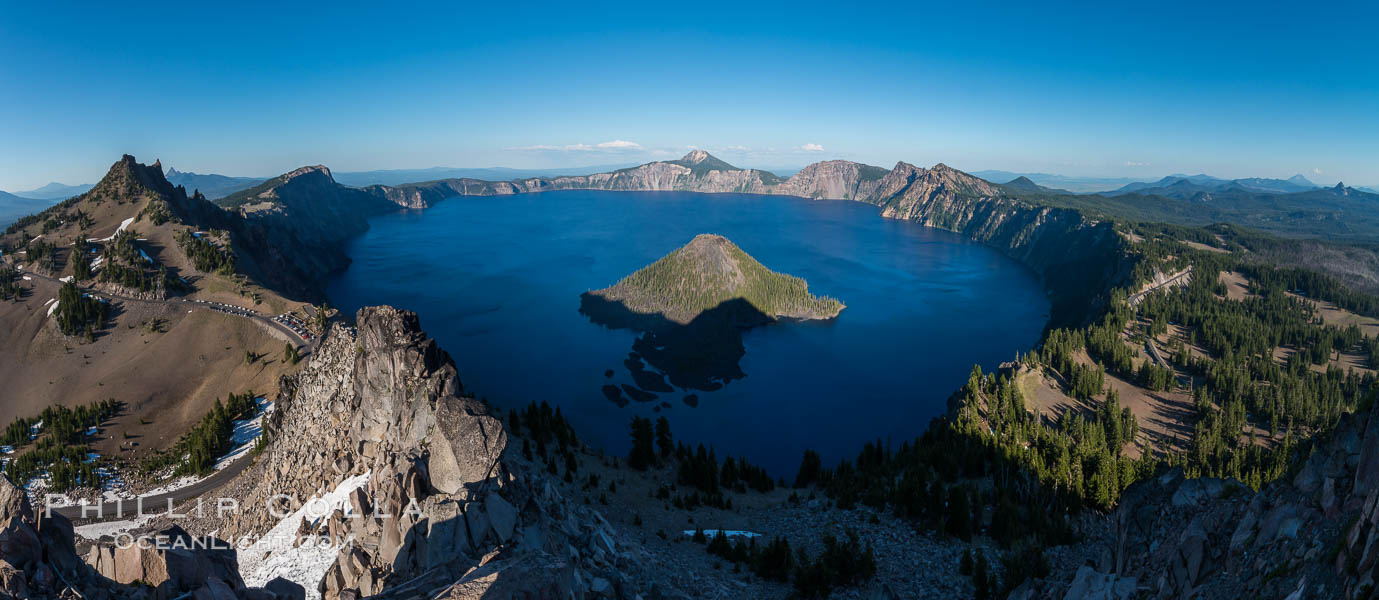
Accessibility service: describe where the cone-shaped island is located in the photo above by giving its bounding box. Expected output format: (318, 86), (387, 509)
(583, 233), (844, 326)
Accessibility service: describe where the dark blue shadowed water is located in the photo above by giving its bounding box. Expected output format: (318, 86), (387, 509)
(327, 190), (1049, 475)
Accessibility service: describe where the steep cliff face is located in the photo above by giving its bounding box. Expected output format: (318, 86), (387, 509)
(225, 166), (400, 299)
(772, 160), (888, 200)
(855, 163), (1127, 326)
(363, 179), (522, 209)
(525, 160), (777, 194)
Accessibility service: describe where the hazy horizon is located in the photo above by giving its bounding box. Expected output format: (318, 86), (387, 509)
(0, 152), (1363, 195)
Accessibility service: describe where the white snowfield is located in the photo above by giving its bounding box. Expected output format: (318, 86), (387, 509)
(88, 217), (136, 243)
(72, 510), (162, 541)
(240, 472), (372, 599)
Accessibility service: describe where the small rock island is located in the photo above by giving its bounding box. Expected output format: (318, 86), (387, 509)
(584, 233), (844, 325)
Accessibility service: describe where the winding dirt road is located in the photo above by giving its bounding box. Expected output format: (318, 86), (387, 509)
(18, 267), (312, 348)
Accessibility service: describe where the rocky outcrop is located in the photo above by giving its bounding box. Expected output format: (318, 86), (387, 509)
(3, 474), (249, 600)
(0, 475), (52, 599)
(212, 306), (651, 599)
(1025, 398), (1379, 599)
(85, 525), (245, 598)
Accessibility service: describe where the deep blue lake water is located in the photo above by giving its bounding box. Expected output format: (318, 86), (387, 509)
(327, 190), (1049, 475)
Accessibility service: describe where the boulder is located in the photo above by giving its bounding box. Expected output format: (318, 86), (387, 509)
(1229, 508), (1258, 553)
(426, 500), (469, 568)
(464, 502), (490, 550)
(428, 396), (507, 496)
(194, 576), (239, 600)
(485, 493), (517, 544)
(100, 526), (243, 593)
(0, 478), (39, 569)
(1062, 565), (1135, 600)
(263, 576), (307, 600)
(1179, 518), (1209, 585)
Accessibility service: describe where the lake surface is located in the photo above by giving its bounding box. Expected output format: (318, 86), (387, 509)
(327, 190), (1049, 475)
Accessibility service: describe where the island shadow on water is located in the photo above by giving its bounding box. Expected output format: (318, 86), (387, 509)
(580, 293), (818, 408)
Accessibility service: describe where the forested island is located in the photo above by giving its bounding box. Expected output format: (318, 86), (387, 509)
(582, 233), (843, 326)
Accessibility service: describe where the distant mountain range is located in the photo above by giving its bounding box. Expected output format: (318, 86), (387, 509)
(1104, 173), (1318, 198)
(0, 191), (57, 229)
(163, 167), (267, 200)
(14, 181), (94, 200)
(972, 170), (1330, 196)
(969, 171), (1148, 194)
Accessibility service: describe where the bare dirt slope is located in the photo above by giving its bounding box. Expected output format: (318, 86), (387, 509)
(0, 275), (295, 457)
(1218, 270), (1254, 301)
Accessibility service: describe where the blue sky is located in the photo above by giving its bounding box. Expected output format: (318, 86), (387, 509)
(2, 1), (1376, 190)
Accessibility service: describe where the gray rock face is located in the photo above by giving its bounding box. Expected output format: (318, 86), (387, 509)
(87, 525), (244, 596)
(420, 553), (577, 600)
(485, 493), (517, 544)
(428, 396), (505, 496)
(0, 477), (39, 570)
(350, 306), (458, 448)
(1062, 565), (1136, 600)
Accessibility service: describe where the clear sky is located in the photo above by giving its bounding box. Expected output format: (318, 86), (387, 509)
(2, 1), (1376, 191)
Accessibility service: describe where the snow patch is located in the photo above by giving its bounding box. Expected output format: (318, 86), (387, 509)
(89, 217), (136, 243)
(240, 472), (372, 599)
(73, 511), (162, 540)
(216, 397), (272, 471)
